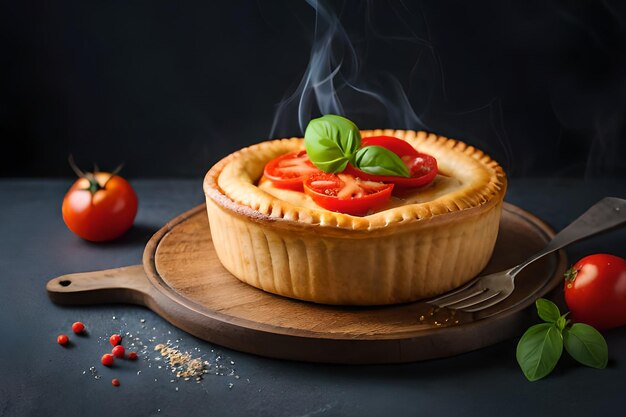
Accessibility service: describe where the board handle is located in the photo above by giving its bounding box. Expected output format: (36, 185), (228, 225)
(46, 265), (155, 307)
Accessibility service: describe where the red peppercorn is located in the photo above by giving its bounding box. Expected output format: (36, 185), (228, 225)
(127, 352), (138, 360)
(112, 378), (120, 387)
(112, 345), (125, 358)
(57, 334), (69, 345)
(109, 334), (122, 346)
(71, 322), (85, 334)
(101, 353), (114, 366)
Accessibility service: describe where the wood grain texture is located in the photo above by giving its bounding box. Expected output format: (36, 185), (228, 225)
(47, 203), (567, 363)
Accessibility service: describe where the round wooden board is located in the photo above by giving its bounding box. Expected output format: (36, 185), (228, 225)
(47, 203), (567, 364)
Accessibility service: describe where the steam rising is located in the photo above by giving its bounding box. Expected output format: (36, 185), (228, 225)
(268, 1), (625, 178)
(270, 0), (426, 137)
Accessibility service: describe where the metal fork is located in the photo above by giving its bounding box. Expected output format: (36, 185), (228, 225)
(427, 197), (626, 312)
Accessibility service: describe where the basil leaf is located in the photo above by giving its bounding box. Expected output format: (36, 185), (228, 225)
(556, 315), (570, 331)
(353, 146), (410, 177)
(304, 114), (361, 173)
(536, 298), (561, 323)
(563, 323), (608, 369)
(516, 323), (563, 381)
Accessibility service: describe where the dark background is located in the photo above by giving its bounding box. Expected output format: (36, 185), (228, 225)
(2, 0), (626, 179)
(2, 3), (626, 416)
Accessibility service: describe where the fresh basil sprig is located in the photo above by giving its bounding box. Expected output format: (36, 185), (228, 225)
(563, 324), (609, 368)
(352, 146), (410, 177)
(304, 114), (410, 177)
(516, 298), (608, 382)
(304, 114), (361, 173)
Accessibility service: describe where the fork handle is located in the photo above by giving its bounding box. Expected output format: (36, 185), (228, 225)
(510, 197), (626, 276)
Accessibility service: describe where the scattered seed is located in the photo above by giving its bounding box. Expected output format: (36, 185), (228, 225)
(58, 315), (244, 394)
(109, 334), (122, 346)
(101, 354), (114, 367)
(72, 322), (85, 334)
(112, 345), (125, 358)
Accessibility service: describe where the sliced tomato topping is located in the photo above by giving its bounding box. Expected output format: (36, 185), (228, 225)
(361, 136), (419, 157)
(345, 136), (438, 189)
(303, 172), (393, 216)
(344, 153), (438, 189)
(263, 150), (321, 191)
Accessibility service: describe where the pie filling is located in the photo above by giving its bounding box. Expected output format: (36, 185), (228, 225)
(256, 116), (453, 216)
(258, 174), (463, 214)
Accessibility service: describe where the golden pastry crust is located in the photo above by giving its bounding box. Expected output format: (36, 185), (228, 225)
(203, 130), (507, 305)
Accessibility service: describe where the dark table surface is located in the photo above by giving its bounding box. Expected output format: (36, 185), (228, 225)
(1, 177), (625, 417)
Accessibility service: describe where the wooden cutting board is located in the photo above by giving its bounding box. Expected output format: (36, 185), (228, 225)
(47, 203), (567, 364)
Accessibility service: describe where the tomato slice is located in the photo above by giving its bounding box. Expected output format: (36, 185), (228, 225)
(345, 136), (438, 189)
(263, 150), (321, 191)
(303, 172), (394, 216)
(361, 136), (419, 157)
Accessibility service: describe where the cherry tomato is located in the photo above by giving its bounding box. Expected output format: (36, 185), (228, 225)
(303, 172), (393, 216)
(57, 334), (69, 345)
(127, 352), (138, 361)
(62, 169), (138, 242)
(344, 136), (438, 189)
(112, 345), (125, 358)
(109, 334), (122, 346)
(564, 254), (626, 331)
(263, 150), (321, 191)
(71, 322), (85, 334)
(101, 353), (115, 366)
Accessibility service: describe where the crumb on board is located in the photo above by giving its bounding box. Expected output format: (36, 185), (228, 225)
(154, 343), (208, 381)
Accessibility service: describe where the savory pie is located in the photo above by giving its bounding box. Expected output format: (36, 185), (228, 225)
(203, 129), (507, 305)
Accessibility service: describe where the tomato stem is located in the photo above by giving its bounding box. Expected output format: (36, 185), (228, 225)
(564, 266), (579, 283)
(68, 154), (87, 179)
(102, 163), (124, 189)
(68, 155), (124, 195)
